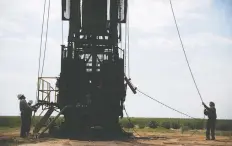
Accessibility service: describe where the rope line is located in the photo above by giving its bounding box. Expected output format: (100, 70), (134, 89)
(169, 1), (206, 135)
(36, 0), (47, 101)
(127, 7), (130, 78)
(40, 0), (51, 77)
(137, 89), (196, 119)
(37, 0), (47, 78)
(169, 0), (203, 102)
(124, 18), (127, 74)
(137, 89), (206, 137)
(62, 21), (64, 45)
(124, 106), (141, 137)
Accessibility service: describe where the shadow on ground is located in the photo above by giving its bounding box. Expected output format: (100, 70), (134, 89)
(0, 133), (169, 146)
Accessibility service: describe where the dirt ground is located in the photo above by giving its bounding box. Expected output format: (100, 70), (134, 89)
(1, 130), (232, 146)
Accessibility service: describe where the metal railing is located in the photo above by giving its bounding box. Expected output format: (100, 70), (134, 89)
(37, 77), (59, 110)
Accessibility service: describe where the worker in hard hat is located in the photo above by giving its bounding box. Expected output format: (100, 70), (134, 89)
(17, 94), (35, 137)
(26, 100), (34, 136)
(202, 101), (217, 140)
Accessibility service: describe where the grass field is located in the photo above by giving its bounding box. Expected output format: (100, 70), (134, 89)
(0, 116), (232, 132)
(1, 116), (232, 146)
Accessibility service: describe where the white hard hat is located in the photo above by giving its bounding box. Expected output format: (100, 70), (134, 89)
(17, 94), (24, 99)
(28, 100), (33, 105)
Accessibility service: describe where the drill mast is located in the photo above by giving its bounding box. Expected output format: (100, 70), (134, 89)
(57, 0), (128, 134)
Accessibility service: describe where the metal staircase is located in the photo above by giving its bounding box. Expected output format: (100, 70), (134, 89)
(33, 107), (55, 136)
(32, 77), (59, 137)
(37, 105), (71, 138)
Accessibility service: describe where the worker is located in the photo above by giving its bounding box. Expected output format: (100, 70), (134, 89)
(17, 94), (35, 137)
(26, 100), (34, 136)
(202, 101), (217, 140)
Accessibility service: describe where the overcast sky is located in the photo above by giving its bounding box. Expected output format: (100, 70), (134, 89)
(0, 0), (232, 119)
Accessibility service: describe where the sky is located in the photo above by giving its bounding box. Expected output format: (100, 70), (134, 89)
(0, 0), (232, 119)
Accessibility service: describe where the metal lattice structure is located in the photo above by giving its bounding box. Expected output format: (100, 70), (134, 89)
(33, 0), (140, 138)
(35, 0), (131, 137)
(58, 0), (128, 134)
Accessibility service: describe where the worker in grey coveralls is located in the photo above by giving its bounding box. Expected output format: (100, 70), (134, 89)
(202, 101), (217, 140)
(17, 94), (35, 137)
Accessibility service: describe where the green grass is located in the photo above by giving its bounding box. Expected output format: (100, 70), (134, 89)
(0, 127), (18, 132)
(0, 116), (232, 138)
(0, 116), (232, 132)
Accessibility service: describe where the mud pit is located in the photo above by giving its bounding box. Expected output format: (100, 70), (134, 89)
(1, 131), (232, 146)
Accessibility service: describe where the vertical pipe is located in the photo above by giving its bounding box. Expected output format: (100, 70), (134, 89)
(92, 35), (96, 75)
(37, 78), (40, 103)
(48, 82), (50, 103)
(55, 86), (57, 103)
(110, 0), (119, 60)
(42, 80), (44, 110)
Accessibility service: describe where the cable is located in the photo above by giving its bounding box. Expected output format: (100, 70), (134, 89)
(137, 89), (206, 137)
(36, 0), (47, 101)
(169, 0), (206, 136)
(137, 89), (196, 119)
(127, 7), (130, 78)
(62, 21), (64, 45)
(169, 0), (203, 102)
(40, 0), (51, 77)
(124, 106), (141, 137)
(124, 19), (127, 74)
(37, 0), (47, 78)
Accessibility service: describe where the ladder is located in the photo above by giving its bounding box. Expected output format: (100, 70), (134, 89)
(33, 106), (55, 136)
(33, 105), (71, 138)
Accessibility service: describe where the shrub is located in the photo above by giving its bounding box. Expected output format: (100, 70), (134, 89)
(147, 121), (159, 129)
(161, 122), (171, 129)
(216, 124), (232, 131)
(194, 120), (204, 130)
(138, 124), (145, 129)
(182, 122), (195, 130)
(122, 122), (134, 129)
(171, 121), (180, 129)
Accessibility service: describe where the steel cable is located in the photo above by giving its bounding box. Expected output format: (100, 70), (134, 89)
(40, 0), (51, 77)
(36, 0), (47, 101)
(169, 0), (203, 102)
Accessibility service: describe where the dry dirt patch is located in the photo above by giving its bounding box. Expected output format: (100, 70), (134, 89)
(1, 130), (232, 146)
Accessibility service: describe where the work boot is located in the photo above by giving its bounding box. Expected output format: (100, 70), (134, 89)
(211, 133), (215, 140)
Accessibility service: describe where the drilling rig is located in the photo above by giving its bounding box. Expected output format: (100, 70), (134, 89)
(33, 0), (136, 138)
